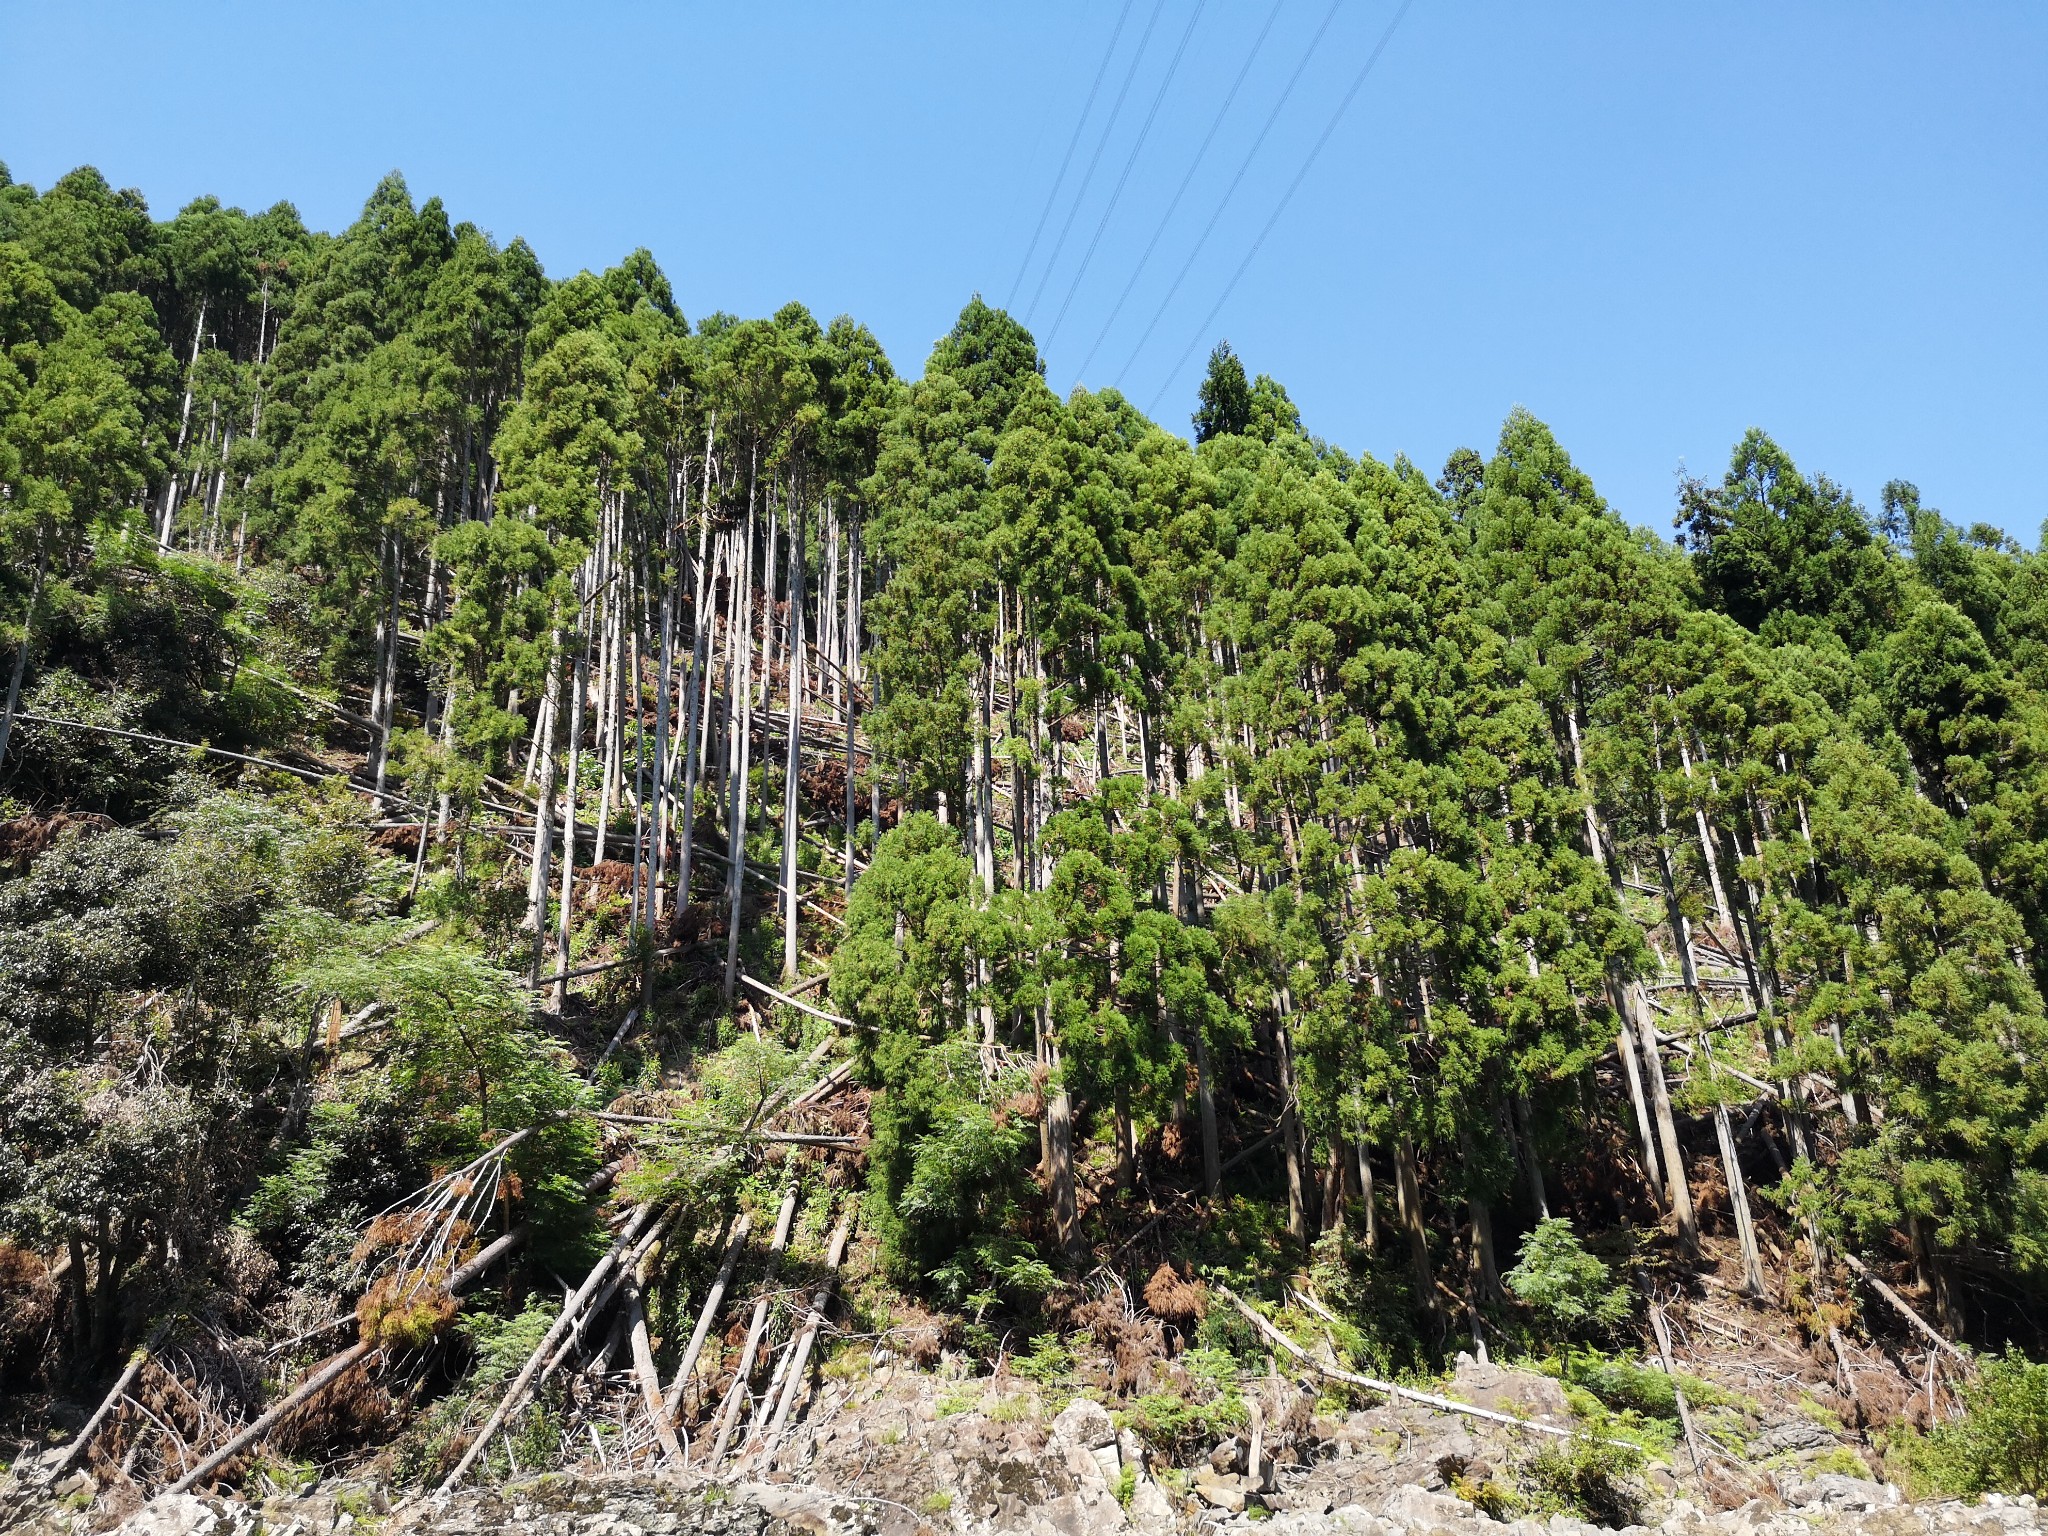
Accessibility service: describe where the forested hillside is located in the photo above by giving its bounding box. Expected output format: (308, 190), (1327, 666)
(3, 163), (2047, 1501)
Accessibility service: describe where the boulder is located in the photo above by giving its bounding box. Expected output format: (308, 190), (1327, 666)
(1779, 1473), (1899, 1513)
(1746, 1420), (1839, 1459)
(1445, 1355), (1575, 1429)
(115, 1494), (258, 1536)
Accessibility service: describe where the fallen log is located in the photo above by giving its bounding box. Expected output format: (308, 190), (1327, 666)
(737, 972), (853, 1029)
(1216, 1286), (1584, 1442)
(1840, 1251), (1973, 1368)
(39, 1321), (170, 1486)
(752, 1213), (853, 1471)
(151, 1156), (624, 1496)
(662, 1214), (752, 1421)
(167, 1342), (378, 1494)
(706, 1188), (799, 1465)
(436, 1200), (659, 1494)
(591, 1006), (643, 1075)
(624, 1276), (684, 1466)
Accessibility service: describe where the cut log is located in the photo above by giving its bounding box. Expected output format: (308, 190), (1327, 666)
(1840, 1251), (1973, 1368)
(436, 1200), (658, 1494)
(1215, 1286), (1588, 1442)
(662, 1213), (752, 1420)
(751, 1213), (852, 1470)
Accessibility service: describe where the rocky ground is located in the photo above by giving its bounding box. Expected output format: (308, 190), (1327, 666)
(5, 1349), (2036, 1536)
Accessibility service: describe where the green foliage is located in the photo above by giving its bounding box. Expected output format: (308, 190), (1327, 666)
(1901, 1353), (2048, 1500)
(1505, 1218), (1632, 1340)
(1520, 1424), (1647, 1527)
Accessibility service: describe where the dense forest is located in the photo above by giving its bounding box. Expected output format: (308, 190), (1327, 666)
(3, 162), (2047, 1499)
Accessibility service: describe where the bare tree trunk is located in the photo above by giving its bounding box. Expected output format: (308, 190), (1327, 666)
(1193, 1022), (1222, 1197)
(1704, 1035), (1768, 1294)
(844, 515), (861, 898)
(157, 298), (207, 547)
(1274, 998), (1309, 1242)
(525, 629), (564, 981)
(553, 616), (589, 1012)
(1632, 984), (1700, 1254)
(1045, 1020), (1078, 1257)
(722, 474), (758, 1000)
(781, 504), (805, 981)
(371, 535), (405, 799)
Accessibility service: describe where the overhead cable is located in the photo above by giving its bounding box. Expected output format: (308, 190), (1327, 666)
(1111, 0), (1346, 390)
(1041, 0), (1211, 351)
(1069, 0), (1286, 390)
(1023, 0), (1171, 325)
(1004, 0), (1138, 313)
(1148, 0), (1416, 415)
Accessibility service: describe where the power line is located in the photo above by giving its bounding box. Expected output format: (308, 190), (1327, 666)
(1005, 0), (1137, 313)
(1149, 0), (1416, 415)
(1069, 0), (1285, 391)
(1041, 0), (1210, 352)
(1111, 0), (1346, 390)
(1023, 0), (1170, 326)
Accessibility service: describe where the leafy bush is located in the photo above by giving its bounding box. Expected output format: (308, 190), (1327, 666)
(1902, 1353), (2048, 1499)
(1521, 1422), (1646, 1527)
(1506, 1218), (1631, 1340)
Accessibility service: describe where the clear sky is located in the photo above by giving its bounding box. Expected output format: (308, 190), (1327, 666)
(4, 2), (2044, 545)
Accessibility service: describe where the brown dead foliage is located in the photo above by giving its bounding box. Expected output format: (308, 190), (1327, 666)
(800, 757), (847, 811)
(268, 1357), (392, 1455)
(0, 1240), (56, 1384)
(580, 860), (636, 905)
(0, 810), (114, 870)
(356, 1267), (460, 1348)
(889, 1302), (952, 1367)
(1068, 1291), (1168, 1393)
(1142, 1262), (1209, 1326)
(368, 824), (421, 857)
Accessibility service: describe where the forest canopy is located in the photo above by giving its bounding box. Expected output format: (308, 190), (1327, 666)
(2, 162), (2046, 1493)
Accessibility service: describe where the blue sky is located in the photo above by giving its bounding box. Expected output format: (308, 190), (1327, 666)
(5, 2), (2044, 544)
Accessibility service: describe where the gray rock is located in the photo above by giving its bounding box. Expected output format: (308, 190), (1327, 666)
(1050, 1399), (1119, 1454)
(1781, 1473), (1900, 1512)
(115, 1494), (256, 1536)
(1746, 1420), (1839, 1459)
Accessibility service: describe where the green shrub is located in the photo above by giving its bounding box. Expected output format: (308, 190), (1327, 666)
(1521, 1423), (1646, 1527)
(1014, 1332), (1074, 1383)
(1506, 1218), (1631, 1341)
(1901, 1353), (2048, 1500)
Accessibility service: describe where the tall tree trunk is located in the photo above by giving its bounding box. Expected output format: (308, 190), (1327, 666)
(1355, 1138), (1379, 1253)
(722, 473), (759, 1000)
(525, 628), (564, 980)
(553, 618), (589, 1013)
(1394, 1137), (1436, 1322)
(1193, 1020), (1222, 1197)
(371, 535), (405, 799)
(1706, 1035), (1768, 1295)
(157, 298), (207, 547)
(1274, 996), (1310, 1242)
(1514, 1093), (1551, 1221)
(1632, 984), (1700, 1254)
(1046, 1022), (1078, 1258)
(781, 505), (805, 981)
